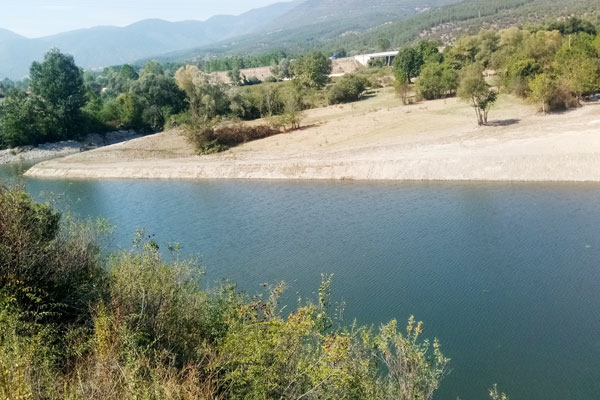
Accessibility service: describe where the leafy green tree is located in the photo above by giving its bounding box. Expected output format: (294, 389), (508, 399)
(140, 60), (164, 77)
(118, 64), (139, 81)
(548, 17), (597, 36)
(416, 62), (458, 100)
(501, 55), (541, 97)
(555, 35), (600, 101)
(444, 36), (479, 70)
(29, 48), (86, 140)
(175, 65), (229, 124)
(0, 90), (37, 148)
(458, 63), (497, 126)
(290, 51), (332, 89)
(131, 72), (185, 130)
(393, 47), (422, 82)
(529, 73), (556, 113)
(0, 78), (14, 98)
(476, 30), (500, 67)
(115, 93), (144, 129)
(271, 58), (291, 80)
(328, 74), (370, 104)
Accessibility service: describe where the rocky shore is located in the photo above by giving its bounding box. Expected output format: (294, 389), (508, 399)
(0, 130), (141, 165)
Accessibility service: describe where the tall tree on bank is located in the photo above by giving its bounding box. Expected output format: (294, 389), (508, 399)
(458, 63), (497, 126)
(0, 49), (86, 147)
(29, 48), (86, 140)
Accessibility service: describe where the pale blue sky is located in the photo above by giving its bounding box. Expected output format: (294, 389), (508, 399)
(2, 0), (283, 38)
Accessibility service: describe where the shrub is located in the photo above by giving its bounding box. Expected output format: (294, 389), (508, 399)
(0, 187), (105, 325)
(328, 74), (370, 104)
(0, 189), (459, 400)
(416, 62), (458, 100)
(213, 124), (280, 146)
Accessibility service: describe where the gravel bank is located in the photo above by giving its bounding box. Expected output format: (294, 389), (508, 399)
(0, 130), (142, 165)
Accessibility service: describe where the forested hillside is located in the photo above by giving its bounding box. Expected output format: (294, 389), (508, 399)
(171, 0), (600, 64)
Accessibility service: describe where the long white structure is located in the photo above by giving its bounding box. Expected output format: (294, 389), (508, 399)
(353, 51), (398, 66)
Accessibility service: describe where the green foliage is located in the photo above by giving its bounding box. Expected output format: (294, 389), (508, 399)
(393, 41), (442, 83)
(528, 73), (556, 113)
(0, 89), (38, 148)
(548, 17), (597, 36)
(131, 70), (186, 130)
(393, 47), (422, 82)
(115, 93), (144, 129)
(290, 51), (332, 89)
(416, 62), (458, 100)
(555, 34), (600, 99)
(0, 49), (88, 147)
(501, 55), (541, 97)
(328, 74), (370, 104)
(0, 187), (105, 325)
(0, 191), (455, 399)
(458, 63), (497, 125)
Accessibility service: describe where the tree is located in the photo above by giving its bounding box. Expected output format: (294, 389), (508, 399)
(175, 65), (229, 125)
(328, 74), (370, 104)
(228, 61), (242, 86)
(290, 51), (332, 89)
(501, 55), (541, 97)
(131, 72), (186, 130)
(29, 48), (86, 140)
(548, 17), (597, 36)
(529, 73), (556, 114)
(0, 78), (14, 98)
(271, 58), (291, 80)
(458, 64), (497, 126)
(416, 62), (458, 100)
(555, 36), (600, 101)
(0, 89), (37, 148)
(114, 93), (144, 129)
(119, 64), (139, 81)
(393, 47), (422, 83)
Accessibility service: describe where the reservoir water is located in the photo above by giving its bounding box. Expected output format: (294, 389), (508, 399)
(2, 162), (600, 399)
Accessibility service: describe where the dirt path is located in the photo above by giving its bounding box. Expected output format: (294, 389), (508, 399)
(25, 89), (600, 182)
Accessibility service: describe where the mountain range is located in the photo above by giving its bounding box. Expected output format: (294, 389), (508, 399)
(0, 0), (459, 79)
(1, 0), (599, 79)
(0, 0), (302, 79)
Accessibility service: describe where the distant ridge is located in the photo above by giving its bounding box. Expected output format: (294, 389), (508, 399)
(0, 0), (302, 79)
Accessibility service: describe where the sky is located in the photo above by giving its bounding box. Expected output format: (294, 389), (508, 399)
(1, 0), (284, 38)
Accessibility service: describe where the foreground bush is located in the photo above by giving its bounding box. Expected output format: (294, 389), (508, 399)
(0, 188), (461, 399)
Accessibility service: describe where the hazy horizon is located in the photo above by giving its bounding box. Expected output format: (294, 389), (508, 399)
(1, 0), (286, 38)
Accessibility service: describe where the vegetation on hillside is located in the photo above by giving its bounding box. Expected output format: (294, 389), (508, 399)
(391, 18), (600, 123)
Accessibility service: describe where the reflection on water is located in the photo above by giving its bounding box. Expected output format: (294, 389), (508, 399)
(2, 163), (600, 399)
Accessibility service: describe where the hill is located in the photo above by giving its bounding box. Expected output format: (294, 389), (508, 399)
(166, 0), (600, 64)
(0, 0), (301, 79)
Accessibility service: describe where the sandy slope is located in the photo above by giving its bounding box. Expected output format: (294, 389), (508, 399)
(25, 89), (600, 182)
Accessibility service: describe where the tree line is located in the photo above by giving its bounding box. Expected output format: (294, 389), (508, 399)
(392, 17), (600, 124)
(0, 47), (377, 152)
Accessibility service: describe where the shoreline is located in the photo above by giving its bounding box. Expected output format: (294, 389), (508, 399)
(24, 93), (600, 183)
(1, 130), (141, 165)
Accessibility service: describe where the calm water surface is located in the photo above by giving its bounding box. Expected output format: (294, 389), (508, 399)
(2, 163), (600, 399)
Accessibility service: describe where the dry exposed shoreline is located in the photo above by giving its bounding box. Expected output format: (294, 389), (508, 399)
(25, 91), (600, 182)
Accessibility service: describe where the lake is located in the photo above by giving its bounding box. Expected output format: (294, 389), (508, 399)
(2, 162), (600, 399)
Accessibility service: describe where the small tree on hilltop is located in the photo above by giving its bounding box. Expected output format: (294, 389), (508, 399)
(458, 63), (497, 126)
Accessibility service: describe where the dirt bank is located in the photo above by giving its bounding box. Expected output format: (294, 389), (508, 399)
(25, 90), (600, 182)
